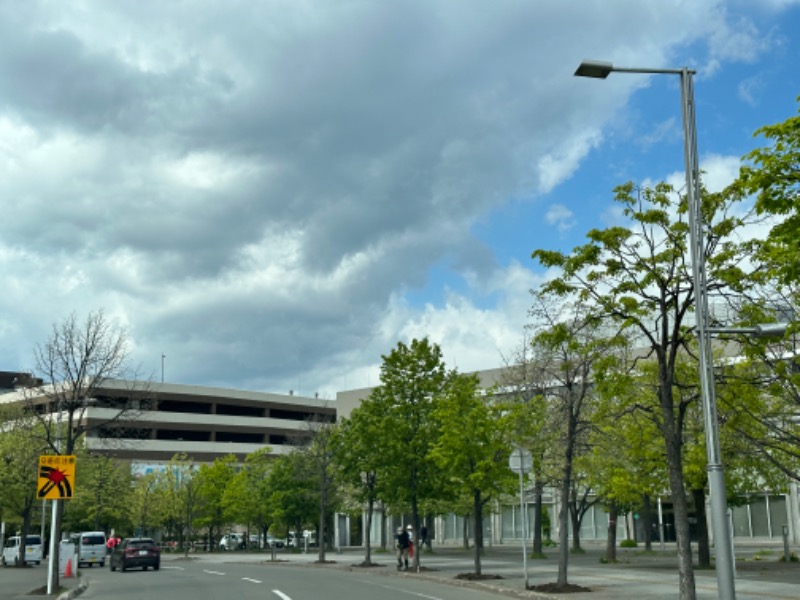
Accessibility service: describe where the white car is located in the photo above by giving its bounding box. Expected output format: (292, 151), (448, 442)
(219, 533), (244, 550)
(2, 535), (43, 566)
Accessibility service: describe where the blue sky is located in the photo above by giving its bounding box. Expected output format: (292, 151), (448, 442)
(0, 1), (798, 398)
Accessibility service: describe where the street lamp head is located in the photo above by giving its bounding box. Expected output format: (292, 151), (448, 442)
(574, 59), (614, 78)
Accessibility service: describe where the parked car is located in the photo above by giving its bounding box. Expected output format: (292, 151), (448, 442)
(265, 535), (285, 548)
(110, 538), (160, 572)
(219, 533), (245, 550)
(2, 535), (43, 566)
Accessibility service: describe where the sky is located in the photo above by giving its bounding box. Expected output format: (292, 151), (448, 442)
(1, 0), (798, 399)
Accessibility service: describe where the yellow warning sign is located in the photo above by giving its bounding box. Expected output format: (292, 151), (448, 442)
(37, 455), (76, 500)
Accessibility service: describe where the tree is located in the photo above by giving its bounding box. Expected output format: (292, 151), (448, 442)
(499, 335), (554, 559)
(63, 453), (131, 534)
(156, 453), (200, 556)
(224, 448), (273, 550)
(332, 400), (387, 565)
(24, 310), (147, 586)
(533, 181), (758, 600)
(527, 297), (616, 587)
(196, 455), (237, 550)
(429, 372), (515, 576)
(300, 417), (339, 562)
(738, 96), (800, 284)
(368, 338), (449, 571)
(0, 407), (45, 567)
(265, 452), (318, 539)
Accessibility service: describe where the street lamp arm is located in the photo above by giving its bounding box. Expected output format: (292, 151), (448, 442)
(575, 59), (692, 78)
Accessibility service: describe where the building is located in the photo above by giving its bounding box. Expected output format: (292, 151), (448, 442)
(0, 378), (335, 464)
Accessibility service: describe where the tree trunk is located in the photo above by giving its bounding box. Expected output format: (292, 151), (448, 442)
(318, 494), (327, 563)
(365, 498), (374, 564)
(380, 504), (387, 551)
(557, 463), (572, 586)
(570, 496), (582, 552)
(693, 488), (710, 568)
(663, 421), (696, 600)
(643, 494), (653, 551)
(473, 490), (483, 576)
(606, 502), (618, 562)
(463, 516), (470, 549)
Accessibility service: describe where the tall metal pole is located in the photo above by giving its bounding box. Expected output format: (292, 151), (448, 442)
(680, 67), (736, 600)
(575, 59), (737, 599)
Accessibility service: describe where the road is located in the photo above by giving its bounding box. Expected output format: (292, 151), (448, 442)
(76, 558), (509, 600)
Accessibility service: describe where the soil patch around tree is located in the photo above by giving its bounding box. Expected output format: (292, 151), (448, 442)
(455, 572), (503, 581)
(528, 582), (592, 594)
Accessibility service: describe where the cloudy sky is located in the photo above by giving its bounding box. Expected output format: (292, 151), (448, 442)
(1, 0), (798, 399)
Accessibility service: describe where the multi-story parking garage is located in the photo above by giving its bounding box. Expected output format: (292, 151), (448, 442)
(0, 375), (335, 464)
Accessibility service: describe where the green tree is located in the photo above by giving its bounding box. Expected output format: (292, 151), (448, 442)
(196, 454), (237, 550)
(63, 453), (131, 533)
(0, 409), (44, 566)
(738, 97), (800, 284)
(224, 448), (273, 549)
(526, 297), (616, 586)
(156, 453), (200, 556)
(129, 472), (162, 537)
(265, 452), (317, 539)
(300, 418), (339, 562)
(429, 372), (515, 576)
(533, 181), (758, 600)
(332, 400), (387, 565)
(499, 334), (555, 558)
(368, 338), (448, 571)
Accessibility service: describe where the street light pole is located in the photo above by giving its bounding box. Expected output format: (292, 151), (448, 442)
(575, 59), (736, 600)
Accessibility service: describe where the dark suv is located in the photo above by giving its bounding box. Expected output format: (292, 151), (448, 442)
(110, 538), (160, 572)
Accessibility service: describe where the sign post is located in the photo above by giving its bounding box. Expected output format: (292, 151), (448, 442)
(39, 455), (76, 595)
(509, 447), (532, 589)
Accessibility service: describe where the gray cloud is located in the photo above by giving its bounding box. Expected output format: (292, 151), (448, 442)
(0, 0), (785, 394)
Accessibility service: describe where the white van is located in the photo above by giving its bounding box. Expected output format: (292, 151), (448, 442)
(77, 531), (107, 568)
(2, 535), (43, 566)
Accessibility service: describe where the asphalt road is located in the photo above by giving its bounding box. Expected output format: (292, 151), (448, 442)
(74, 559), (509, 600)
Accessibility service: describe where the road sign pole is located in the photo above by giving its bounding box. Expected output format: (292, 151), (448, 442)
(47, 499), (58, 594)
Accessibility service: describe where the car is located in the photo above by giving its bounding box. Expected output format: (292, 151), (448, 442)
(110, 537), (160, 572)
(76, 531), (106, 568)
(2, 535), (43, 566)
(219, 533), (244, 550)
(265, 535), (285, 548)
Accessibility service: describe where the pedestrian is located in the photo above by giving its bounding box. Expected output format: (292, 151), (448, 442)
(395, 526), (410, 571)
(420, 525), (428, 549)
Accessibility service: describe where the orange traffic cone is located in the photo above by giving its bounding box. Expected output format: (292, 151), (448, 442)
(64, 557), (73, 578)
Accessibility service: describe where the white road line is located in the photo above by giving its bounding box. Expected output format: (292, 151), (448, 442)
(202, 569), (226, 575)
(242, 577), (262, 584)
(272, 590), (292, 600)
(364, 580), (445, 600)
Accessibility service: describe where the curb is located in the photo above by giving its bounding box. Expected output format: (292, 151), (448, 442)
(56, 576), (88, 600)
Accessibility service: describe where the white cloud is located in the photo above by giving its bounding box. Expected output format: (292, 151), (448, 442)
(545, 204), (577, 234)
(0, 1), (794, 396)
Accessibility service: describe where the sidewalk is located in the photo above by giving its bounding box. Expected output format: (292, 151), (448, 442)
(247, 541), (799, 599)
(1, 564), (85, 600)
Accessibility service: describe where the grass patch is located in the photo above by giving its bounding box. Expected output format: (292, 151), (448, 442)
(620, 539), (637, 548)
(570, 547), (586, 555)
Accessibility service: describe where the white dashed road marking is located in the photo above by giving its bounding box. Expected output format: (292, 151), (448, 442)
(202, 569), (226, 575)
(242, 577), (262, 583)
(272, 591), (292, 600)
